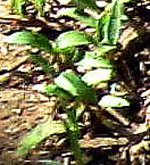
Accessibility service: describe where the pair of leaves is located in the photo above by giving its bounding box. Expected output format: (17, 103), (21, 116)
(55, 70), (95, 102)
(45, 70), (97, 104)
(3, 30), (92, 50)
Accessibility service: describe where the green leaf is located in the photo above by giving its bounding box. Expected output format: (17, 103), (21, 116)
(76, 51), (113, 69)
(15, 120), (65, 157)
(108, 0), (125, 44)
(55, 72), (78, 97)
(3, 31), (52, 52)
(82, 68), (115, 86)
(10, 0), (26, 14)
(95, 45), (116, 56)
(57, 8), (97, 27)
(45, 84), (73, 101)
(56, 31), (92, 49)
(54, 70), (97, 103)
(97, 0), (127, 45)
(98, 95), (130, 108)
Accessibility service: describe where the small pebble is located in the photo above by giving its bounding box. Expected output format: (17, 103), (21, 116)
(11, 108), (22, 115)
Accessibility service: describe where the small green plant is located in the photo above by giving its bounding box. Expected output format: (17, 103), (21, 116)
(4, 0), (133, 164)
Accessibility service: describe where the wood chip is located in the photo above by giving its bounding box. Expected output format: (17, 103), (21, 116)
(79, 137), (129, 148)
